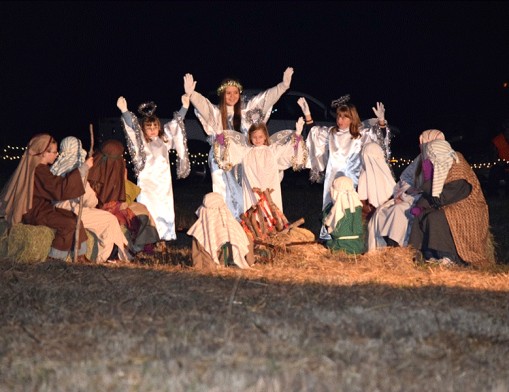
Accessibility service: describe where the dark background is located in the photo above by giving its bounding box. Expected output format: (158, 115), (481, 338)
(1, 1), (508, 158)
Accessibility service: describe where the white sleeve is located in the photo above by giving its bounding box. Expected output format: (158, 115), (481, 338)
(163, 112), (191, 179)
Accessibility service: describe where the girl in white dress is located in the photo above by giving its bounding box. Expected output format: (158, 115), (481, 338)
(183, 68), (294, 219)
(213, 118), (307, 215)
(117, 95), (190, 242)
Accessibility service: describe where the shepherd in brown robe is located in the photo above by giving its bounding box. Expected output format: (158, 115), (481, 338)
(0, 133), (93, 261)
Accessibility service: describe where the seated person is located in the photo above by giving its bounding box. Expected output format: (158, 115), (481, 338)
(409, 140), (490, 267)
(87, 139), (159, 254)
(50, 136), (131, 262)
(322, 176), (364, 254)
(187, 192), (254, 269)
(0, 134), (92, 262)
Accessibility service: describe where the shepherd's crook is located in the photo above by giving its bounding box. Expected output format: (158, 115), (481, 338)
(73, 123), (95, 263)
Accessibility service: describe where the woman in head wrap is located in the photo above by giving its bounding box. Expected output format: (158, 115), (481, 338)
(322, 176), (364, 254)
(187, 192), (253, 269)
(0, 133), (92, 262)
(409, 139), (491, 267)
(367, 129), (446, 251)
(51, 136), (131, 262)
(88, 139), (159, 254)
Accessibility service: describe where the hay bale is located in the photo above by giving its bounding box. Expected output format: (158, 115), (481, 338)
(287, 227), (315, 242)
(7, 223), (55, 262)
(0, 219), (9, 259)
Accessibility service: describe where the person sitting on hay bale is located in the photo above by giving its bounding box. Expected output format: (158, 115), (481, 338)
(322, 176), (364, 254)
(187, 192), (254, 269)
(0, 133), (93, 263)
(87, 139), (160, 256)
(50, 136), (132, 263)
(408, 140), (493, 268)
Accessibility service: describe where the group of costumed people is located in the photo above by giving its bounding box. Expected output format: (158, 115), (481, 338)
(0, 66), (493, 269)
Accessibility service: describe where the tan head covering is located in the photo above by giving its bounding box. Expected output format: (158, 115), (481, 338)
(324, 176), (362, 233)
(419, 129), (445, 146)
(187, 192), (251, 269)
(357, 142), (396, 207)
(424, 140), (459, 197)
(0, 134), (55, 225)
(87, 139), (126, 207)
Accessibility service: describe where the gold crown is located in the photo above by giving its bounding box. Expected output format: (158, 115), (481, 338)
(217, 80), (243, 96)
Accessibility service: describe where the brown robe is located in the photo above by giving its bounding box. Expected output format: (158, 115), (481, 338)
(443, 153), (489, 266)
(22, 164), (87, 251)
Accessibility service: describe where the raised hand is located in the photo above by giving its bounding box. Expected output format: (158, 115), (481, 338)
(183, 73), (196, 96)
(297, 97), (310, 116)
(116, 96), (128, 113)
(282, 67), (294, 88)
(372, 102), (385, 125)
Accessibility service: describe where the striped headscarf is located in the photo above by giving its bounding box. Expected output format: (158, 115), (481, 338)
(324, 176), (362, 233)
(424, 140), (459, 197)
(419, 129), (445, 147)
(50, 136), (87, 176)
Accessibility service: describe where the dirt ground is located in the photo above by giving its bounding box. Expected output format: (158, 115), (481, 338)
(1, 178), (509, 392)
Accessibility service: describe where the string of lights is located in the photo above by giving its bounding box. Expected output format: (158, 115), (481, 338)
(1, 145), (507, 169)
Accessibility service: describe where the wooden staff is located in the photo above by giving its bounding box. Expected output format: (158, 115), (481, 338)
(73, 123), (94, 263)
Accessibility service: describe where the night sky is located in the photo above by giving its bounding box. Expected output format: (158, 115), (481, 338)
(1, 1), (508, 157)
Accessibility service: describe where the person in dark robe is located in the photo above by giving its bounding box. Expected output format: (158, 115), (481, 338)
(409, 140), (491, 267)
(0, 133), (93, 262)
(87, 139), (159, 254)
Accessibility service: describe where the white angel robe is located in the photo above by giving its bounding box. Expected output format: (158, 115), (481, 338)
(216, 130), (307, 214)
(190, 82), (289, 219)
(122, 111), (190, 241)
(54, 182), (131, 262)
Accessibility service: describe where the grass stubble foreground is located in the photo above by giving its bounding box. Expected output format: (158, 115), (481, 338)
(0, 181), (508, 392)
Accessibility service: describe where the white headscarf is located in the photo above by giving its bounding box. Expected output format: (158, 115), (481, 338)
(50, 136), (87, 176)
(357, 142), (396, 207)
(324, 176), (362, 233)
(187, 192), (251, 269)
(424, 140), (459, 197)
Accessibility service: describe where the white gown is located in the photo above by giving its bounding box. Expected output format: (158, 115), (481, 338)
(190, 82), (289, 219)
(215, 130), (308, 214)
(54, 182), (131, 262)
(367, 156), (422, 250)
(122, 111), (190, 241)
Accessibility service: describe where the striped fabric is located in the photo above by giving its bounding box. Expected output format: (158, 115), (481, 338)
(50, 137), (87, 176)
(424, 140), (459, 197)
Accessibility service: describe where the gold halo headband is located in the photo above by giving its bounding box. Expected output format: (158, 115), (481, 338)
(217, 80), (243, 96)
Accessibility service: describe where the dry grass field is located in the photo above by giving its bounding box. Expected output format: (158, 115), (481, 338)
(1, 174), (509, 391)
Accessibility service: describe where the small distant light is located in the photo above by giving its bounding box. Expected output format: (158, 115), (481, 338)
(503, 82), (508, 88)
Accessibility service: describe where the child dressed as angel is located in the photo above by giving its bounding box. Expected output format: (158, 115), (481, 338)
(213, 115), (308, 215)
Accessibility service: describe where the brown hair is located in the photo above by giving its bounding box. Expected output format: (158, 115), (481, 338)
(248, 123), (270, 146)
(334, 104), (362, 139)
(140, 115), (167, 143)
(218, 79), (242, 132)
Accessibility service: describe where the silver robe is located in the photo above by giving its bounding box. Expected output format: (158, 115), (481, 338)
(121, 111), (190, 241)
